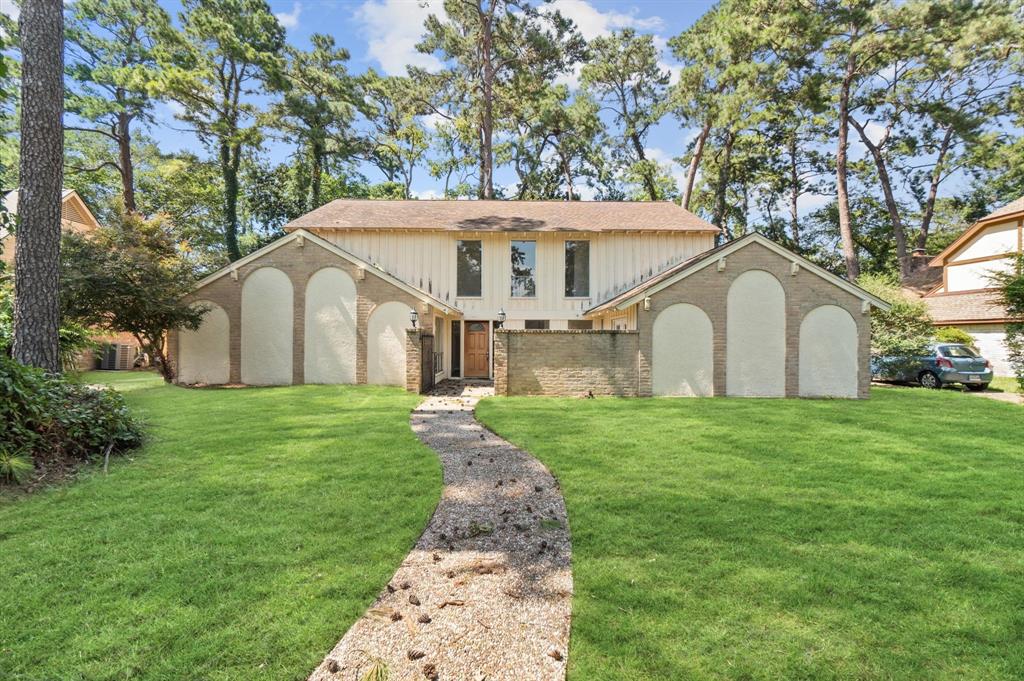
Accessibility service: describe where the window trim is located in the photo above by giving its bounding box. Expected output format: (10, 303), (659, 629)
(563, 238), (591, 299)
(510, 239), (538, 299)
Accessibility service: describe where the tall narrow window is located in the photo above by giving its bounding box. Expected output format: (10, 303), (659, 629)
(511, 240), (536, 297)
(565, 240), (590, 297)
(450, 320), (461, 377)
(457, 240), (482, 297)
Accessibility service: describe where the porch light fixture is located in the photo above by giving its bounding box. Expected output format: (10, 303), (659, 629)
(409, 309), (419, 329)
(643, 296), (651, 311)
(496, 307), (507, 329)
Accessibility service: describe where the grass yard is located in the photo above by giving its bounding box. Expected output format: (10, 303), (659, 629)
(477, 387), (1024, 681)
(0, 372), (440, 681)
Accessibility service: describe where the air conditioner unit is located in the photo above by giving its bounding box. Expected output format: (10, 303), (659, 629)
(99, 343), (135, 371)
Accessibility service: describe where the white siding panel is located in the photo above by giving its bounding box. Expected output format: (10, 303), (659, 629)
(241, 267), (293, 385)
(178, 301), (230, 385)
(798, 305), (858, 398)
(304, 267), (357, 384)
(962, 324), (1011, 376)
(726, 270), (786, 397)
(320, 229), (713, 321)
(368, 301), (411, 386)
(653, 303), (714, 396)
(946, 257), (1014, 292)
(952, 221), (1019, 261)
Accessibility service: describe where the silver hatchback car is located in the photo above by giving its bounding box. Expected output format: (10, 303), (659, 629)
(871, 343), (994, 391)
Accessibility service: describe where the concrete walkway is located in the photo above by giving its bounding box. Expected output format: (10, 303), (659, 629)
(308, 382), (573, 681)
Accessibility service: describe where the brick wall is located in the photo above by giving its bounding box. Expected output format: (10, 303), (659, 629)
(494, 329), (639, 396)
(168, 237), (432, 387)
(633, 241), (872, 398)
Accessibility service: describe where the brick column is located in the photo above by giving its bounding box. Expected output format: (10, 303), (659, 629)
(406, 328), (422, 393)
(493, 330), (509, 395)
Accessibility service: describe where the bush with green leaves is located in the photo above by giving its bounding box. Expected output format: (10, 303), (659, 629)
(0, 356), (142, 484)
(857, 273), (935, 356)
(990, 255), (1024, 393)
(935, 326), (977, 349)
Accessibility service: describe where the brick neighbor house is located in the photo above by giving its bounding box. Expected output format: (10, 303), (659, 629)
(167, 200), (889, 398)
(921, 196), (1024, 376)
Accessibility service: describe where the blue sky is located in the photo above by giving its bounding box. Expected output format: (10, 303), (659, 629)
(147, 0), (720, 199)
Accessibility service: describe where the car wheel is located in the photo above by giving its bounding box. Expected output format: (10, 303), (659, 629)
(919, 371), (942, 389)
(966, 383), (988, 392)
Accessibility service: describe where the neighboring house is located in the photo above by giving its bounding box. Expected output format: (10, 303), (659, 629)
(168, 200), (888, 398)
(1, 188), (138, 370)
(1, 188), (100, 265)
(922, 196), (1024, 376)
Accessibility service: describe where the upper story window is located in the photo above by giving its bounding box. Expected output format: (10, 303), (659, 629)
(564, 240), (590, 297)
(511, 240), (536, 297)
(457, 240), (482, 297)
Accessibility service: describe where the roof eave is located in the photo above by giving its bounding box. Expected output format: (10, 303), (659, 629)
(585, 233), (892, 315)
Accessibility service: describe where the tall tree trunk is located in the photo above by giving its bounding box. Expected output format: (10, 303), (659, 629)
(220, 141), (242, 262)
(850, 118), (910, 280)
(916, 125), (955, 252)
(560, 152), (574, 200)
(309, 140), (323, 210)
(13, 0), (63, 372)
(682, 120), (712, 210)
(478, 3), (495, 200)
(629, 132), (658, 201)
(116, 110), (137, 213)
(788, 135), (800, 247)
(835, 56), (861, 281)
(712, 130), (735, 241)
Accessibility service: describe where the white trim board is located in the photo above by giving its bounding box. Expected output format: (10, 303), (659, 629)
(191, 228), (460, 315)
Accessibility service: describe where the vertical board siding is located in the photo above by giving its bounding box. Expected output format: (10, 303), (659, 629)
(318, 229), (713, 321)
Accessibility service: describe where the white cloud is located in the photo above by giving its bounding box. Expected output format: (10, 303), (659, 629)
(547, 0), (663, 41)
(355, 0), (447, 76)
(645, 146), (687, 194)
(413, 188), (443, 200)
(275, 2), (302, 30)
(547, 0), (668, 88)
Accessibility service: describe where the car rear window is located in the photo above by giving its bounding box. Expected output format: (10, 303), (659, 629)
(940, 345), (978, 358)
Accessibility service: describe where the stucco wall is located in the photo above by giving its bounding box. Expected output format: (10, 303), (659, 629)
(167, 237), (433, 386)
(494, 330), (639, 396)
(961, 323), (1011, 376)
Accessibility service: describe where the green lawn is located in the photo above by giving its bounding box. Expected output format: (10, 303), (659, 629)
(0, 372), (440, 681)
(476, 388), (1024, 680)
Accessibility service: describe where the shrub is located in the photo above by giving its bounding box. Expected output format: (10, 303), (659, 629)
(935, 327), (977, 349)
(857, 273), (935, 356)
(0, 356), (143, 483)
(0, 448), (33, 484)
(989, 255), (1024, 393)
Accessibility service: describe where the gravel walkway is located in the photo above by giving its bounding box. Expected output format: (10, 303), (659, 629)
(308, 382), (573, 681)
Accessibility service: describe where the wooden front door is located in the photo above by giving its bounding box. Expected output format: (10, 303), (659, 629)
(464, 321), (490, 378)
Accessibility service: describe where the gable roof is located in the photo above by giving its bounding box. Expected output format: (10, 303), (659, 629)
(284, 199), (719, 234)
(929, 195), (1024, 266)
(191, 229), (459, 315)
(1, 188), (100, 239)
(585, 232), (891, 315)
(923, 290), (1009, 324)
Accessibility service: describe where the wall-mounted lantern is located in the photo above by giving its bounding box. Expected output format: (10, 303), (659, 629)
(409, 309), (419, 329)
(496, 307), (507, 329)
(643, 297), (652, 311)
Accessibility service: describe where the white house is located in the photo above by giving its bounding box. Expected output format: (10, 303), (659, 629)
(923, 196), (1023, 376)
